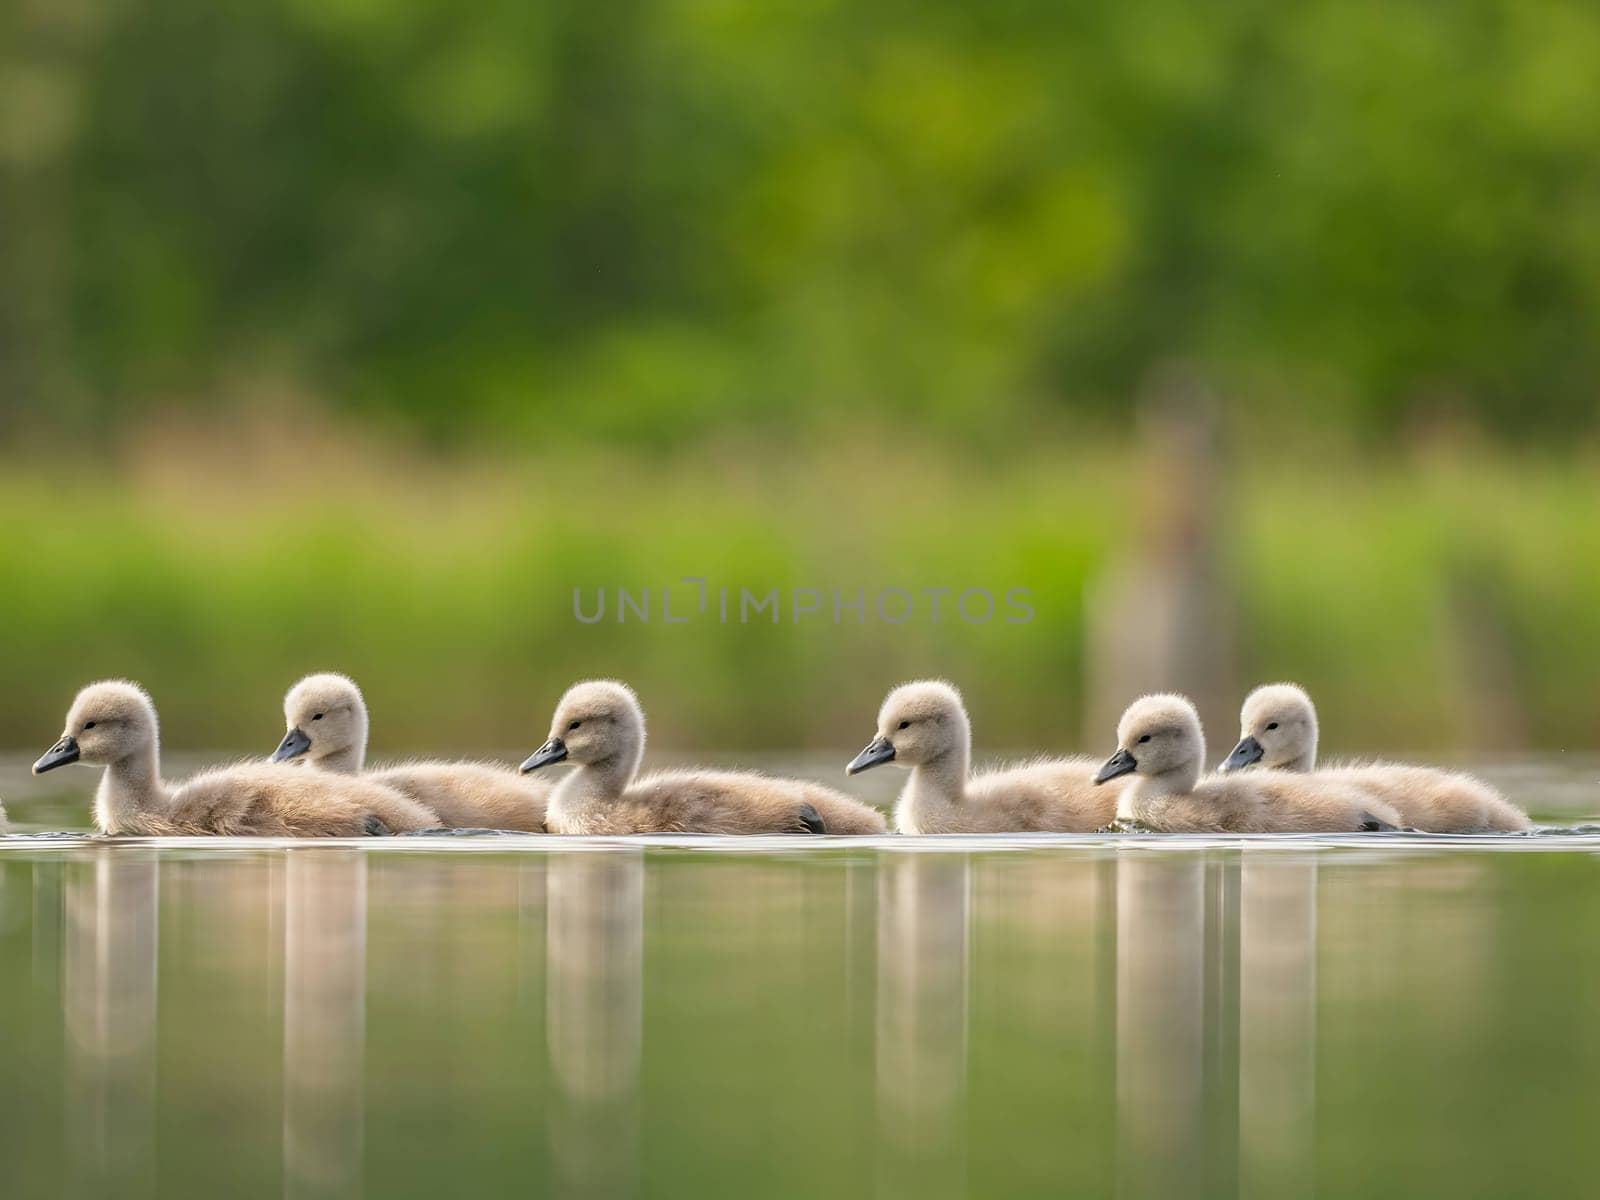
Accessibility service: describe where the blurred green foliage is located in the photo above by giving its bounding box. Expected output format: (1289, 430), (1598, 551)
(3, 0), (1599, 441)
(3, 2), (1600, 756)
(2, 439), (1599, 753)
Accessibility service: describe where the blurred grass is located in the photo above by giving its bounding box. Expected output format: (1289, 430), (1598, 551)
(2, 428), (1598, 757)
(4, 0), (1598, 764)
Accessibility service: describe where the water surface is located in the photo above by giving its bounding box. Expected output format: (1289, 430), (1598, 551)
(2, 757), (1599, 1198)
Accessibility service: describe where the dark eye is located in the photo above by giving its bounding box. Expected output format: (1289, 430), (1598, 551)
(313, 713), (324, 721)
(897, 720), (910, 730)
(1137, 734), (1151, 744)
(1265, 722), (1279, 731)
(84, 722), (96, 730)
(568, 720), (582, 731)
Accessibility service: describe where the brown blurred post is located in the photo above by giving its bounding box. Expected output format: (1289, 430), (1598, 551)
(1084, 367), (1236, 749)
(1443, 562), (1531, 751)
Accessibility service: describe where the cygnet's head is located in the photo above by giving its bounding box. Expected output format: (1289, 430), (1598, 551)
(1220, 682), (1317, 772)
(273, 673), (368, 767)
(34, 680), (159, 774)
(846, 679), (969, 775)
(1094, 694), (1206, 786)
(521, 680), (645, 774)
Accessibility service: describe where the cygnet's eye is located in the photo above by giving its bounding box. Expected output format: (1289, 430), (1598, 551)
(568, 720), (582, 732)
(84, 722), (96, 730)
(1265, 722), (1279, 731)
(1137, 734), (1151, 744)
(313, 713), (324, 721)
(897, 720), (910, 730)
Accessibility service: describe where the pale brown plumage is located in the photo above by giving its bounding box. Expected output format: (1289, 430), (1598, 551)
(848, 680), (1112, 834)
(158, 761), (441, 837)
(1222, 682), (1531, 833)
(36, 680), (438, 836)
(276, 673), (548, 832)
(364, 764), (544, 831)
(525, 680), (887, 835)
(1098, 693), (1402, 833)
(554, 769), (884, 836)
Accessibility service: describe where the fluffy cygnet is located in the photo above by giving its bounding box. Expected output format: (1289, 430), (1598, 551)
(36, 680), (437, 836)
(846, 680), (1113, 833)
(274, 673), (548, 831)
(1220, 682), (1530, 833)
(1095, 693), (1401, 833)
(523, 680), (887, 835)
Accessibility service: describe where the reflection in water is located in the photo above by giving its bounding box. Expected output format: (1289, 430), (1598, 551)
(32, 859), (64, 999)
(3, 839), (1583, 1199)
(1116, 855), (1208, 1200)
(547, 849), (644, 1199)
(518, 859), (548, 1011)
(1238, 855), (1317, 1200)
(283, 851), (368, 1200)
(1115, 853), (1320, 1200)
(64, 849), (159, 1200)
(876, 854), (970, 1199)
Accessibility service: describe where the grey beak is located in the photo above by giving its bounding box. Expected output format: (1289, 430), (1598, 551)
(1093, 747), (1138, 785)
(33, 735), (81, 775)
(846, 735), (896, 776)
(271, 727), (312, 764)
(521, 736), (568, 773)
(1219, 735), (1264, 773)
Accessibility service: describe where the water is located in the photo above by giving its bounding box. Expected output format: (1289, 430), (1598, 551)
(3, 758), (1600, 1198)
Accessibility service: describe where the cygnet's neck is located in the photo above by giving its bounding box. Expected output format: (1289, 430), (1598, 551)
(313, 740), (364, 774)
(550, 733), (644, 820)
(96, 744), (168, 833)
(899, 734), (972, 826)
(1118, 756), (1203, 818)
(1275, 745), (1316, 773)
(1284, 728), (1318, 773)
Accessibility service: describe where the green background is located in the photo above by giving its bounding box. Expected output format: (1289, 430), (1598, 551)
(2, 0), (1599, 756)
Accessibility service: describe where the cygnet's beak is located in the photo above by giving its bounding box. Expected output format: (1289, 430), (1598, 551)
(521, 736), (568, 773)
(271, 726), (312, 763)
(846, 735), (895, 776)
(1093, 747), (1138, 785)
(33, 735), (81, 774)
(1219, 735), (1264, 773)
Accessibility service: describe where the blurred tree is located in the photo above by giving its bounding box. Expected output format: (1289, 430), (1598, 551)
(1, 0), (1598, 444)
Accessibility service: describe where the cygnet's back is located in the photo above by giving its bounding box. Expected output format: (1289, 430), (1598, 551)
(791, 779), (889, 834)
(173, 762), (439, 836)
(946, 758), (1110, 833)
(617, 769), (882, 835)
(1132, 770), (1399, 834)
(369, 763), (548, 832)
(1325, 764), (1527, 832)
